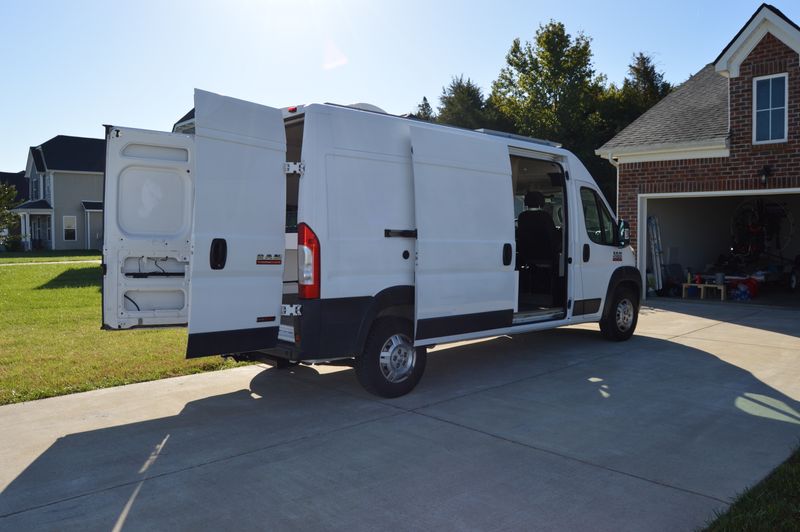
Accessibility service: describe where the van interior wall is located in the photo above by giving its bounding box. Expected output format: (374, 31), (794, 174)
(647, 194), (800, 274)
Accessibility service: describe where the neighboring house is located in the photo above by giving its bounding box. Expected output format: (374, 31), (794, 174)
(12, 135), (105, 251)
(0, 171), (27, 243)
(598, 3), (800, 287)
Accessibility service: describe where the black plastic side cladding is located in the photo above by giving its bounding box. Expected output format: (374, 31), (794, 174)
(352, 285), (414, 353)
(601, 266), (643, 320)
(415, 309), (513, 340)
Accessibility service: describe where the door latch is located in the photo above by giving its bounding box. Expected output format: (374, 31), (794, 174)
(502, 243), (513, 266)
(210, 238), (227, 270)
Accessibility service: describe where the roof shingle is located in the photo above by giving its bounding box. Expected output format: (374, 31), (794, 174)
(31, 136), (106, 173)
(598, 64), (728, 153)
(12, 199), (52, 211)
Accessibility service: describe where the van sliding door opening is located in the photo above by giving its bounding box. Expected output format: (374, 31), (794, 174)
(510, 155), (568, 322)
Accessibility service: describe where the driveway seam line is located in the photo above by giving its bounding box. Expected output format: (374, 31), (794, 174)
(0, 410), (405, 520)
(411, 409), (730, 505)
(669, 334), (800, 351)
(658, 309), (764, 342)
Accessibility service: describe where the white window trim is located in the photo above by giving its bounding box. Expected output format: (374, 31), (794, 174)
(63, 215), (77, 241)
(752, 72), (789, 145)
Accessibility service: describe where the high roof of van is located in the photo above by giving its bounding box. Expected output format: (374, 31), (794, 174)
(304, 102), (569, 158)
(173, 97), (568, 159)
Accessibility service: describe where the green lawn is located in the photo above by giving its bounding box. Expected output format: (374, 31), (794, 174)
(0, 250), (101, 264)
(0, 261), (246, 404)
(705, 446), (800, 531)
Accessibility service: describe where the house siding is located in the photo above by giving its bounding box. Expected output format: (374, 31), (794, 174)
(618, 33), (800, 248)
(52, 172), (103, 250)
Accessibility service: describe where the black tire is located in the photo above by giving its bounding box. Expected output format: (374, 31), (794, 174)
(355, 317), (426, 398)
(600, 286), (639, 341)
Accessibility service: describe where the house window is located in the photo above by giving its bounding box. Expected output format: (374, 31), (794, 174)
(31, 176), (40, 199)
(580, 187), (616, 246)
(753, 73), (788, 144)
(63, 216), (76, 241)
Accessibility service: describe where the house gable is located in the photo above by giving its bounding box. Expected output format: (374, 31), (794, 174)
(715, 4), (800, 78)
(729, 31), (800, 153)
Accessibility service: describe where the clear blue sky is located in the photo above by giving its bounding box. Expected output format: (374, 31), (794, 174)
(1, 0), (795, 170)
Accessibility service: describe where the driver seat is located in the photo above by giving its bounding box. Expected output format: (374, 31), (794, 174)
(517, 191), (558, 267)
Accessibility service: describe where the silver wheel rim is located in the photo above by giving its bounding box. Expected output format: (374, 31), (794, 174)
(615, 298), (635, 332)
(379, 333), (415, 383)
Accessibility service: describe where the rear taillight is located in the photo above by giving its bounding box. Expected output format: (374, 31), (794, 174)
(297, 222), (320, 299)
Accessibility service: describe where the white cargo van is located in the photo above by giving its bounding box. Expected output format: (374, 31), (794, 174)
(102, 90), (641, 397)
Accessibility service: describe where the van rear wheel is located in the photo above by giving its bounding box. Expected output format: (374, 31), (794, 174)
(600, 286), (638, 341)
(355, 318), (426, 398)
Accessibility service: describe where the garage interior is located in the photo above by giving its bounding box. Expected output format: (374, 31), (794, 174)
(643, 192), (800, 306)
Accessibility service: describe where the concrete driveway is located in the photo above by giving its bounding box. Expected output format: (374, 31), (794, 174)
(1, 300), (799, 531)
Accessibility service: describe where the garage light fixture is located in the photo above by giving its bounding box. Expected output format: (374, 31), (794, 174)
(760, 165), (772, 185)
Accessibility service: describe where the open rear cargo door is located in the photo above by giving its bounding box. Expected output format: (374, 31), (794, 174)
(102, 127), (194, 330)
(410, 126), (516, 346)
(185, 90), (287, 357)
(103, 90), (287, 358)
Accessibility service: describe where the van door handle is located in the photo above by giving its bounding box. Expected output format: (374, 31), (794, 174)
(502, 243), (513, 266)
(583, 243), (590, 263)
(384, 229), (418, 238)
(210, 238), (227, 270)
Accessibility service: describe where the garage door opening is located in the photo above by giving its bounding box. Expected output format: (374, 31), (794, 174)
(640, 191), (800, 307)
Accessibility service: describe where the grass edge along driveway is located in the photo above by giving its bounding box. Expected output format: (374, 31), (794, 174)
(0, 257), (247, 404)
(0, 250), (101, 264)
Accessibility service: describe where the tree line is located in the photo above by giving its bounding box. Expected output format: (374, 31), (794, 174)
(411, 21), (672, 207)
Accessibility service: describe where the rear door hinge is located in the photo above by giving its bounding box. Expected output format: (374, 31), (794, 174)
(281, 304), (302, 316)
(284, 162), (304, 176)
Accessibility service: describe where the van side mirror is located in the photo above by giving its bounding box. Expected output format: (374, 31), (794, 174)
(618, 219), (630, 247)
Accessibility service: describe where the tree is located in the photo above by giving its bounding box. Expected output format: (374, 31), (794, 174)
(414, 96), (435, 121)
(436, 75), (487, 130)
(490, 22), (604, 143)
(623, 53), (671, 107)
(489, 21), (613, 199)
(0, 183), (19, 231)
(606, 52), (672, 136)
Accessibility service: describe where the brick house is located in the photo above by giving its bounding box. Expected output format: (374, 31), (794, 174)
(598, 3), (800, 291)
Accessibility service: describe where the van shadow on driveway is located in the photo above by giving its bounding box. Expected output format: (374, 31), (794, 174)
(645, 296), (800, 340)
(1, 322), (799, 531)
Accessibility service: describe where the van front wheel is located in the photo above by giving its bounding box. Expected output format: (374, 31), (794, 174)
(355, 318), (426, 398)
(600, 286), (638, 341)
